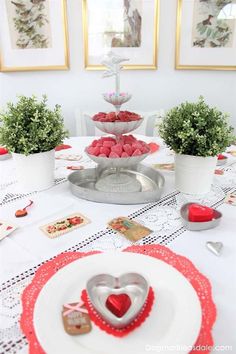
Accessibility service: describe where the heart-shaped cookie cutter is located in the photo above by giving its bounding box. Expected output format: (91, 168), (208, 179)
(86, 273), (149, 329)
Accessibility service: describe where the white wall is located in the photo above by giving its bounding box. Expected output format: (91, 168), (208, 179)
(0, 0), (236, 135)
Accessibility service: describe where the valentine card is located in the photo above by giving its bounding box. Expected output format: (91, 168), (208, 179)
(40, 213), (90, 238)
(152, 163), (175, 171)
(227, 150), (236, 157)
(108, 217), (152, 242)
(224, 192), (236, 206)
(214, 169), (224, 175)
(56, 154), (82, 161)
(0, 220), (18, 241)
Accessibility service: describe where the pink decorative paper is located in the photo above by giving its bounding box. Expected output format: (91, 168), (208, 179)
(20, 245), (216, 354)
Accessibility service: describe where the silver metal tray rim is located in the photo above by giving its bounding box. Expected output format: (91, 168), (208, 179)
(68, 164), (165, 205)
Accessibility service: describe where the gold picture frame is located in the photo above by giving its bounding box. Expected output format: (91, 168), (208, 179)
(82, 0), (159, 70)
(175, 0), (236, 70)
(0, 0), (69, 72)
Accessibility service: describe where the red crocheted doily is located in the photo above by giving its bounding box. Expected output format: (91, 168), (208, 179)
(81, 286), (154, 337)
(20, 245), (216, 354)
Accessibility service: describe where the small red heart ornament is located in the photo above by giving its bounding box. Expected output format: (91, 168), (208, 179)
(0, 147), (8, 155)
(106, 294), (131, 318)
(217, 154), (226, 160)
(15, 209), (28, 217)
(55, 144), (72, 151)
(147, 142), (160, 153)
(188, 204), (214, 222)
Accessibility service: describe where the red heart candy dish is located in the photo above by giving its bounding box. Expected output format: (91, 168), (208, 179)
(217, 154), (227, 166)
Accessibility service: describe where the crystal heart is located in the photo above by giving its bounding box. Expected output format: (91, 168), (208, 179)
(86, 273), (149, 329)
(206, 241), (223, 256)
(106, 293), (131, 318)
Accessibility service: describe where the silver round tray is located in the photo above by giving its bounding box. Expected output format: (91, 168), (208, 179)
(68, 164), (165, 204)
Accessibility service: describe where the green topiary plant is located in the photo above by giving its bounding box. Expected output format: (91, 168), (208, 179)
(0, 95), (68, 155)
(159, 97), (235, 157)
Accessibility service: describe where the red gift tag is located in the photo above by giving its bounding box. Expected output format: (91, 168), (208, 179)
(188, 204), (214, 222)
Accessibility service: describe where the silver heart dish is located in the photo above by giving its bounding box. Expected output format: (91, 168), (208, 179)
(180, 203), (222, 231)
(206, 241), (223, 256)
(86, 273), (149, 329)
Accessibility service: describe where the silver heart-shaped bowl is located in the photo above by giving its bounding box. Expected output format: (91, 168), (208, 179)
(86, 273), (149, 329)
(0, 153), (11, 161)
(180, 203), (222, 231)
(217, 156), (227, 166)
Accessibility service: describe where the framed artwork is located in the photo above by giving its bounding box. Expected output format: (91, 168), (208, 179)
(0, 0), (69, 72)
(82, 0), (159, 70)
(176, 0), (236, 70)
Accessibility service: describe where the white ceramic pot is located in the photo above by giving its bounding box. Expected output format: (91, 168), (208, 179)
(13, 150), (55, 192)
(175, 154), (217, 194)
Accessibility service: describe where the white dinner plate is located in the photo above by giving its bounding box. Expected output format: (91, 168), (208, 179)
(34, 252), (202, 354)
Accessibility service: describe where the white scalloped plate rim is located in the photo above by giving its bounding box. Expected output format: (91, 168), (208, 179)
(33, 252), (202, 354)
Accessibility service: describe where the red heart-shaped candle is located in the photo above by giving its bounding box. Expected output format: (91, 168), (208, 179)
(106, 294), (131, 318)
(0, 147), (8, 155)
(218, 154), (226, 160)
(188, 204), (214, 222)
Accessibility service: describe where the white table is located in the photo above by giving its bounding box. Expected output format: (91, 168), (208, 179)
(0, 136), (236, 353)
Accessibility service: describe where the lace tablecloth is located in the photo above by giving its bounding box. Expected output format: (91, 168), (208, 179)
(1, 137), (236, 354)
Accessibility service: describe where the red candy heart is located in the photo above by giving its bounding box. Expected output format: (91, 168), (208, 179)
(100, 146), (110, 156)
(148, 142), (160, 153)
(121, 152), (129, 158)
(106, 294), (131, 318)
(109, 152), (120, 158)
(103, 141), (115, 148)
(132, 149), (142, 156)
(188, 204), (214, 222)
(111, 144), (123, 157)
(123, 144), (133, 156)
(93, 111), (141, 122)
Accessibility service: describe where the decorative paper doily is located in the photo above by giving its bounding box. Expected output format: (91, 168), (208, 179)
(20, 245), (216, 354)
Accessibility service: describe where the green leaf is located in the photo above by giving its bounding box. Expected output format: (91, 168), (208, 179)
(158, 97), (235, 157)
(0, 95), (69, 155)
